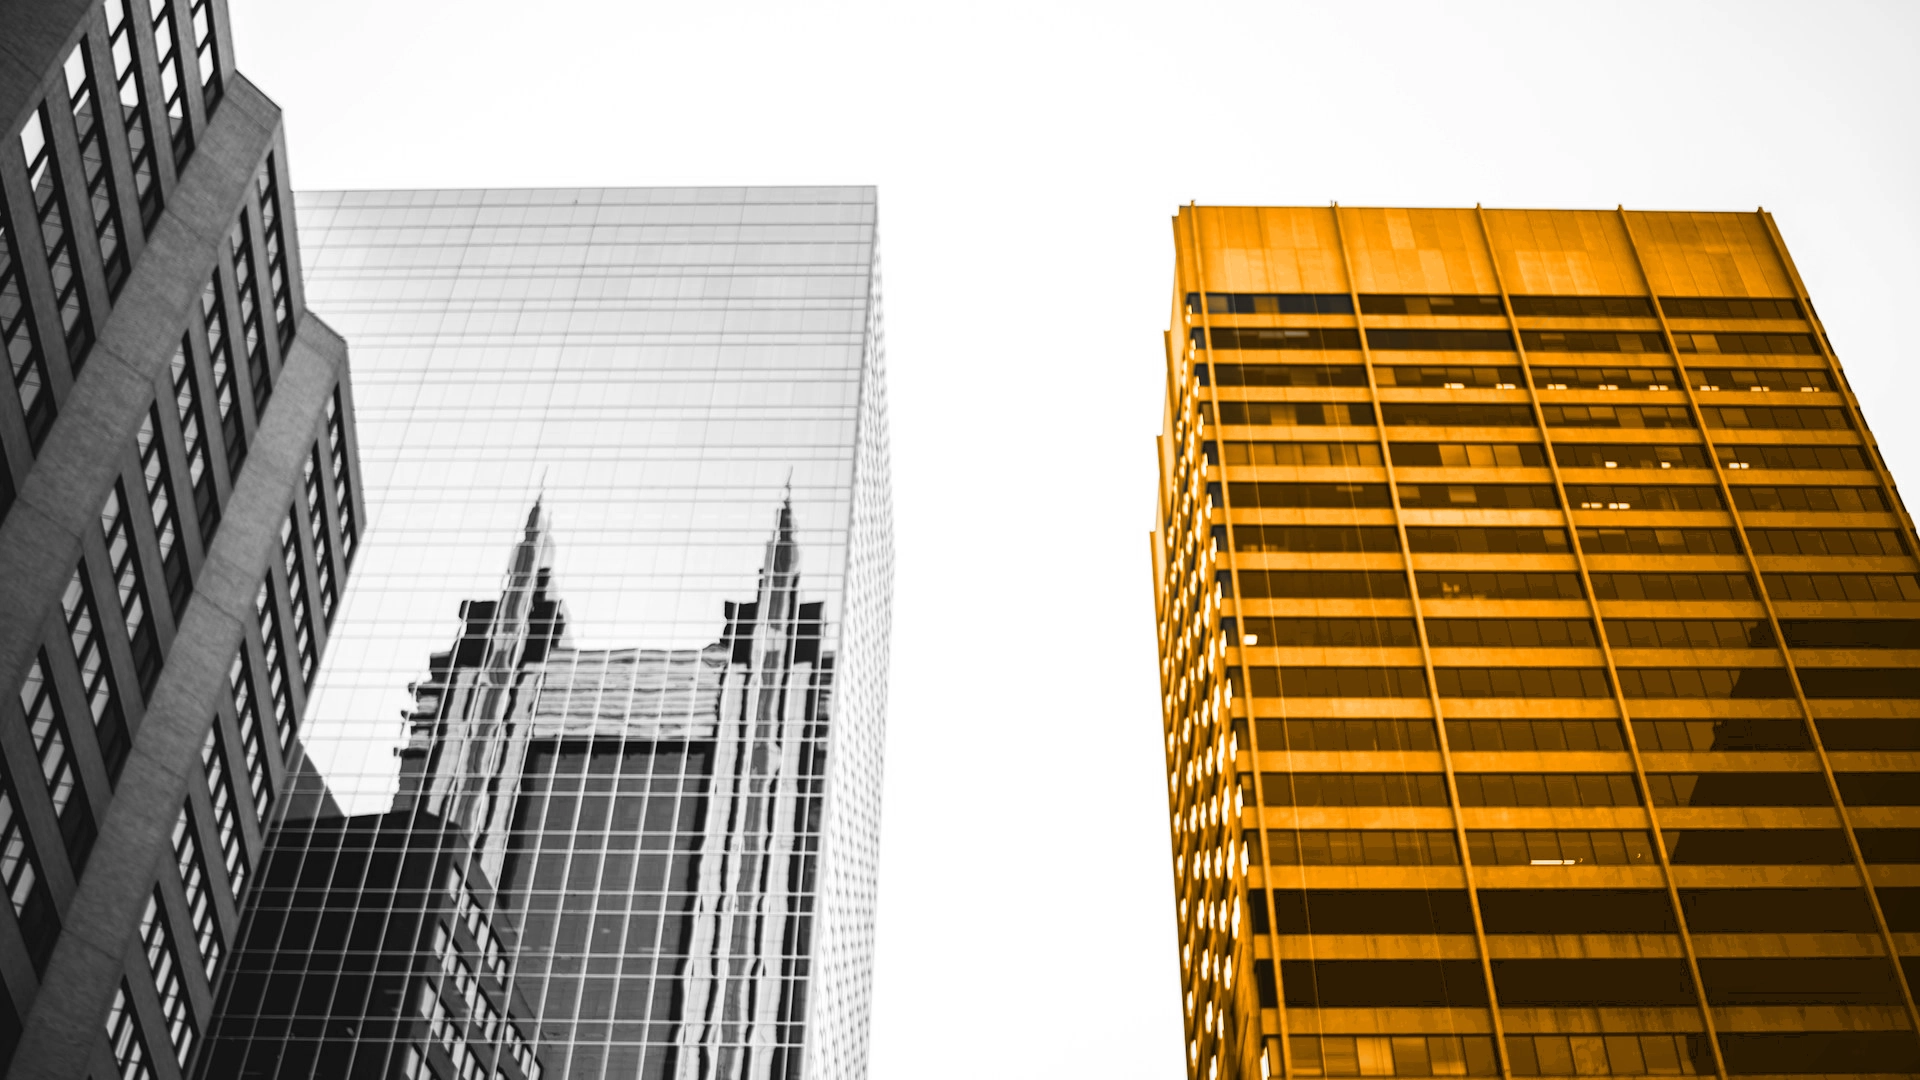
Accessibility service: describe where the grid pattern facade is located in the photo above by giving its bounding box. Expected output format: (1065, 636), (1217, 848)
(0, 0), (361, 1077)
(1152, 206), (1920, 1080)
(202, 187), (891, 1080)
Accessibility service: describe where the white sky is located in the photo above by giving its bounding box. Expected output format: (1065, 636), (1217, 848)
(230, 2), (1920, 1075)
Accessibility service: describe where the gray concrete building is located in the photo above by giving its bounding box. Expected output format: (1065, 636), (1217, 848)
(0, 0), (361, 1076)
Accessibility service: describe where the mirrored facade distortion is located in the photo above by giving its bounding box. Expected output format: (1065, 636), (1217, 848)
(1154, 206), (1920, 1080)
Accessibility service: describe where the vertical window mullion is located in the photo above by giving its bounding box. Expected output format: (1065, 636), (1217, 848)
(104, 0), (161, 229)
(135, 407), (190, 615)
(61, 40), (129, 296)
(101, 483), (161, 696)
(148, 0), (192, 166)
(19, 108), (93, 366)
(200, 270), (244, 476)
(254, 579), (295, 749)
(16, 654), (96, 870)
(254, 156), (293, 346)
(228, 213), (269, 413)
(0, 206), (53, 447)
(167, 334), (219, 542)
(61, 566), (129, 783)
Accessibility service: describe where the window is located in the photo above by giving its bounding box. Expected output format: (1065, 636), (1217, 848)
(1398, 484), (1557, 509)
(1647, 772), (1830, 806)
(1577, 526), (1739, 554)
(1673, 331), (1821, 355)
(228, 214), (269, 412)
(20, 108), (92, 361)
(1234, 617), (1416, 648)
(1590, 571), (1754, 601)
(1381, 403), (1534, 427)
(1238, 667), (1429, 699)
(138, 891), (195, 1064)
(227, 652), (273, 819)
(254, 157), (293, 344)
(104, 983), (154, 1080)
(1542, 404), (1693, 429)
(1511, 296), (1656, 319)
(1781, 619), (1920, 649)
(1374, 365), (1520, 388)
(1817, 719), (1920, 751)
(1444, 718), (1620, 750)
(135, 409), (189, 615)
(1506, 1034), (1707, 1077)
(200, 725), (247, 893)
(1616, 668), (1794, 699)
(62, 41), (128, 294)
(1198, 326), (1361, 351)
(1359, 294), (1505, 316)
(0, 206), (51, 445)
(62, 567), (128, 780)
(104, 0), (159, 227)
(303, 451), (337, 621)
(1425, 619), (1596, 648)
(1188, 292), (1354, 315)
(1565, 484), (1720, 511)
(1731, 485), (1887, 513)
(1243, 718), (1435, 752)
(167, 336), (219, 540)
(1292, 1035), (1499, 1077)
(1406, 527), (1568, 553)
(1764, 572), (1920, 602)
(1457, 773), (1639, 806)
(1856, 830), (1920, 863)
(1366, 329), (1514, 352)
(1468, 831), (1655, 867)
(0, 769), (56, 972)
(326, 392), (355, 561)
(188, 0), (219, 103)
(254, 581), (295, 748)
(1416, 571), (1583, 601)
(1660, 296), (1803, 321)
(1605, 619), (1772, 649)
(1800, 668), (1920, 699)
(201, 272), (244, 475)
(1230, 525), (1399, 553)
(1717, 1033), (1920, 1077)
(16, 655), (94, 867)
(1234, 571), (1409, 599)
(1521, 330), (1666, 353)
(1215, 400), (1374, 427)
(1748, 528), (1905, 556)
(1633, 718), (1808, 752)
(1688, 366), (1830, 392)
(1226, 482), (1390, 508)
(1260, 773), (1449, 807)
(277, 513), (315, 683)
(1434, 668), (1611, 699)
(1554, 443), (1707, 470)
(1263, 831), (1458, 867)
(1716, 443), (1868, 471)
(1664, 829), (1851, 865)
(1703, 405), (1850, 430)
(1391, 442), (1546, 468)
(102, 484), (161, 694)
(170, 808), (222, 978)
(1531, 365), (1676, 389)
(1202, 363), (1365, 387)
(1222, 441), (1380, 467)
(149, 0), (191, 161)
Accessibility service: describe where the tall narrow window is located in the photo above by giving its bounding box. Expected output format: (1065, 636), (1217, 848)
(279, 512), (315, 684)
(228, 214), (268, 412)
(0, 206), (51, 446)
(149, 0), (191, 163)
(20, 108), (92, 364)
(138, 891), (195, 1065)
(0, 777), (56, 973)
(104, 982), (154, 1080)
(16, 655), (94, 869)
(199, 725), (246, 893)
(135, 409), (189, 615)
(62, 566), (128, 782)
(254, 156), (292, 345)
(303, 450), (337, 622)
(102, 484), (160, 695)
(62, 41), (128, 295)
(255, 580), (294, 749)
(200, 272), (243, 476)
(187, 0), (219, 107)
(228, 652), (273, 820)
(104, 0), (159, 228)
(168, 336), (218, 541)
(326, 391), (355, 561)
(170, 808), (223, 979)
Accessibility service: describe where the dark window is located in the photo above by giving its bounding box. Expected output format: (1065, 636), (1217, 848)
(104, 982), (152, 1079)
(1202, 363), (1365, 387)
(1235, 617), (1416, 648)
(1717, 443), (1867, 470)
(1435, 668), (1611, 699)
(1764, 572), (1920, 602)
(203, 272), (246, 476)
(278, 512), (316, 684)
(105, 0), (160, 227)
(0, 775), (57, 972)
(1663, 829), (1852, 865)
(189, 0), (221, 103)
(1417, 571), (1583, 601)
(1214, 400), (1374, 427)
(1188, 292), (1353, 315)
(1856, 829), (1920, 863)
(302, 450), (337, 623)
(1509, 1034), (1712, 1077)
(1455, 773), (1638, 806)
(1673, 331), (1820, 355)
(1479, 889), (1674, 933)
(1617, 668), (1794, 699)
(1659, 297), (1803, 321)
(1704, 405), (1850, 430)
(1234, 570), (1408, 599)
(229, 214), (270, 413)
(1689, 366), (1830, 392)
(1391, 442), (1546, 468)
(326, 391), (356, 563)
(1259, 773), (1449, 807)
(1511, 296), (1655, 319)
(1605, 619), (1773, 649)
(1816, 719), (1920, 750)
(1280, 960), (1488, 1007)
(1359, 294), (1504, 316)
(1543, 404), (1694, 429)
(1298, 1036), (1498, 1077)
(1782, 619), (1920, 649)
(1799, 668), (1920, 699)
(1590, 572), (1755, 601)
(1680, 888), (1875, 932)
(254, 156), (294, 344)
(1444, 718), (1619, 750)
(1699, 957), (1905, 1006)
(1374, 365), (1520, 388)
(1467, 830), (1656, 867)
(61, 567), (128, 782)
(1748, 529), (1906, 556)
(1381, 403), (1535, 428)
(169, 808), (223, 978)
(60, 43), (128, 295)
(1261, 830), (1457, 867)
(101, 484), (161, 695)
(1717, 1032), (1920, 1076)
(1730, 485), (1886, 513)
(1240, 667), (1429, 699)
(1198, 326), (1361, 351)
(1646, 772), (1829, 807)
(135, 409), (190, 615)
(1407, 527), (1568, 553)
(1226, 482), (1390, 508)
(1268, 889), (1474, 934)
(200, 727), (247, 893)
(1578, 526), (1739, 554)
(1834, 773), (1920, 805)
(0, 204), (52, 447)
(1522, 330), (1666, 353)
(1223, 441), (1381, 466)
(1367, 329), (1514, 352)
(150, 0), (192, 160)
(1250, 718), (1435, 752)
(255, 581), (296, 749)
(16, 655), (94, 869)
(169, 337), (220, 542)
(1555, 443), (1709, 470)
(21, 108), (92, 362)
(1231, 525), (1399, 553)
(1634, 717), (1808, 751)
(1492, 960), (1696, 1006)
(1398, 483), (1557, 509)
(1532, 365), (1677, 389)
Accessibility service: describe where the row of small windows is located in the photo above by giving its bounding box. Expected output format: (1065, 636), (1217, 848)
(1208, 399), (1859, 436)
(1231, 614), (1920, 652)
(1195, 325), (1826, 357)
(1187, 292), (1806, 323)
(1203, 363), (1830, 392)
(1218, 440), (1872, 473)
(1232, 662), (1920, 701)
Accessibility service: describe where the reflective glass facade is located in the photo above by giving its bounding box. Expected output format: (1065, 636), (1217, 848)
(202, 187), (892, 1080)
(1154, 207), (1920, 1080)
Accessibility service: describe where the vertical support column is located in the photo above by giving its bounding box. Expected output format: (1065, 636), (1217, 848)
(1475, 206), (1729, 1080)
(1329, 205), (1512, 1080)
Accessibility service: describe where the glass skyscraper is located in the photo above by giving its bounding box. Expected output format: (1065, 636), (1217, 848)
(201, 188), (893, 1080)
